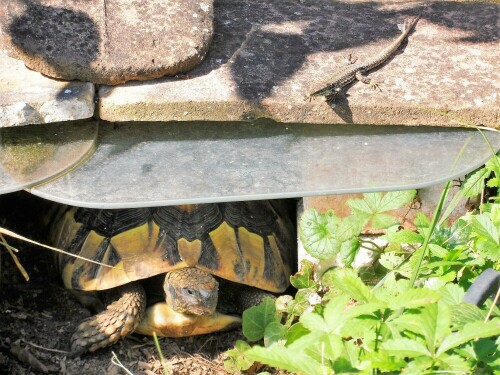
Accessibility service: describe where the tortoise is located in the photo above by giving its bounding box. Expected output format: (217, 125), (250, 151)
(50, 200), (295, 355)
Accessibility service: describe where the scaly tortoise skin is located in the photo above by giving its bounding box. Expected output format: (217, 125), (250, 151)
(51, 201), (295, 355)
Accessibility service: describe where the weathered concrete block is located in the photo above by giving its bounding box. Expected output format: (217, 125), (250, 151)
(0, 52), (94, 127)
(0, 0), (213, 84)
(98, 1), (499, 127)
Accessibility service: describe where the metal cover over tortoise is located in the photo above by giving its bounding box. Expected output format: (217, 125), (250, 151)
(51, 200), (296, 354)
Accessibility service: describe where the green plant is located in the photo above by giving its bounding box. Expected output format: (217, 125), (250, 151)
(225, 168), (500, 374)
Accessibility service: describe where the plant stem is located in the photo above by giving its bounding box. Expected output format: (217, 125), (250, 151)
(408, 181), (451, 289)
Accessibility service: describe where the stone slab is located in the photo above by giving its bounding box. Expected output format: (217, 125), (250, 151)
(99, 0), (499, 127)
(0, 0), (213, 85)
(0, 51), (94, 127)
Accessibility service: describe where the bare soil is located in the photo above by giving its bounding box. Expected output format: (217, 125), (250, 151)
(0, 192), (251, 375)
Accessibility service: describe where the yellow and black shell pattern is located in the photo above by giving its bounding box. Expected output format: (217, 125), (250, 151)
(51, 201), (295, 293)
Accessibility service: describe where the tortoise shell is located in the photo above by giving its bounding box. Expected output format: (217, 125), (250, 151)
(51, 201), (295, 293)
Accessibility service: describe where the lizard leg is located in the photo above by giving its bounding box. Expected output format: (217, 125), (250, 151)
(341, 53), (357, 66)
(355, 71), (382, 91)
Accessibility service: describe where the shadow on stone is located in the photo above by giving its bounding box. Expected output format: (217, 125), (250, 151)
(201, 0), (498, 103)
(6, 0), (100, 80)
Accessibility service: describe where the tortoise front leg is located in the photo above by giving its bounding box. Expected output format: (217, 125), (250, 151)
(70, 283), (146, 356)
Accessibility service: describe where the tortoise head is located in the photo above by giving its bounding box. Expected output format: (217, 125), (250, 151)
(163, 268), (219, 316)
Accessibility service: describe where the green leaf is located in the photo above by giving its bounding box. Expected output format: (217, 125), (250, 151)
(223, 340), (254, 373)
(246, 345), (324, 375)
(485, 155), (500, 177)
(338, 237), (360, 267)
(264, 321), (286, 347)
(414, 212), (431, 237)
(437, 319), (500, 356)
(347, 191), (416, 230)
(428, 243), (449, 257)
(299, 208), (341, 260)
(450, 303), (486, 330)
(401, 356), (433, 374)
(371, 213), (400, 229)
(388, 230), (424, 245)
(491, 203), (500, 225)
(365, 190), (417, 212)
(336, 214), (367, 242)
(323, 295), (352, 332)
(242, 297), (280, 342)
(387, 288), (441, 310)
(462, 167), (490, 198)
(439, 283), (465, 306)
(300, 311), (329, 333)
(290, 259), (318, 289)
(472, 214), (499, 245)
(381, 338), (431, 357)
(394, 302), (451, 352)
(321, 268), (376, 303)
(284, 322), (310, 346)
(437, 353), (472, 372)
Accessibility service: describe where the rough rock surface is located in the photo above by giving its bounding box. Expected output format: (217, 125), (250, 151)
(0, 52), (94, 127)
(98, 0), (499, 127)
(0, 0), (213, 85)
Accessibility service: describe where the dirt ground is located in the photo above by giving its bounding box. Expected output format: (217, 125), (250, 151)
(0, 192), (266, 375)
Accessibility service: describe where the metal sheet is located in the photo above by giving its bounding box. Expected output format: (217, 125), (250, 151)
(30, 120), (500, 208)
(0, 121), (97, 194)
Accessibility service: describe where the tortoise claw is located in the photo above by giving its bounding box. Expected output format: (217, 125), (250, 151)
(70, 283), (146, 355)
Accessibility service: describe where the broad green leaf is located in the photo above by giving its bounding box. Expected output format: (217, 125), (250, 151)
(294, 331), (345, 364)
(462, 167), (490, 198)
(361, 190), (416, 213)
(437, 353), (472, 372)
(475, 239), (500, 261)
(284, 322), (310, 346)
(439, 283), (465, 305)
(486, 177), (500, 187)
(450, 303), (486, 330)
(437, 319), (500, 356)
(338, 237), (360, 267)
(299, 208), (341, 260)
(491, 203), (500, 225)
(401, 356), (433, 375)
(394, 302), (451, 352)
(290, 259), (318, 289)
(246, 345), (324, 375)
(381, 338), (431, 357)
(321, 268), (376, 303)
(472, 214), (499, 245)
(242, 297), (280, 342)
(362, 350), (406, 372)
(387, 288), (441, 310)
(336, 215), (367, 242)
(485, 155), (500, 177)
(300, 311), (329, 333)
(428, 243), (448, 257)
(347, 195), (374, 214)
(264, 321), (286, 347)
(323, 295), (351, 332)
(388, 230), (424, 245)
(371, 213), (400, 229)
(223, 340), (254, 373)
(414, 212), (431, 237)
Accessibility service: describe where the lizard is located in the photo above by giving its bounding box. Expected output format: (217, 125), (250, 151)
(305, 13), (422, 101)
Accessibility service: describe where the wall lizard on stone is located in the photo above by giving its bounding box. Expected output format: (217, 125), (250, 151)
(306, 13), (421, 101)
